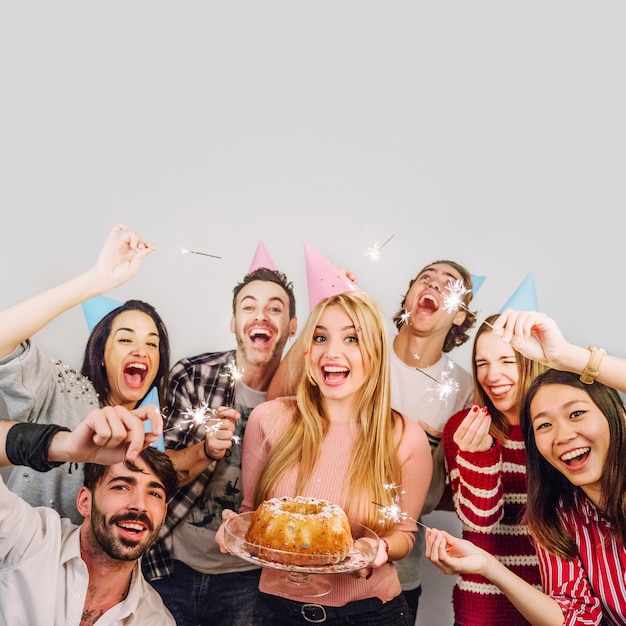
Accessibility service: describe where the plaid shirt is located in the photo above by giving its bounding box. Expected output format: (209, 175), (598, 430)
(142, 350), (237, 581)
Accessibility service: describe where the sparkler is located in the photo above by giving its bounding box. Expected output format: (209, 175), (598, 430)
(373, 501), (429, 530)
(413, 358), (460, 405)
(441, 279), (491, 328)
(162, 402), (240, 446)
(373, 483), (430, 530)
(364, 234), (395, 261)
(180, 247), (222, 259)
(221, 359), (244, 386)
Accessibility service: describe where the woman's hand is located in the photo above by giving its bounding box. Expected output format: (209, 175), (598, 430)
(492, 310), (567, 367)
(425, 527), (492, 577)
(454, 405), (494, 453)
(92, 224), (156, 291)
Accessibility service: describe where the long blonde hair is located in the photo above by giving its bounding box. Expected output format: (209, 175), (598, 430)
(254, 291), (404, 534)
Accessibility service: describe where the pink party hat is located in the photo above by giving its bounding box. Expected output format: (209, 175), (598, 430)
(248, 241), (277, 273)
(471, 274), (486, 295)
(304, 241), (359, 311)
(499, 273), (538, 312)
(82, 295), (123, 332)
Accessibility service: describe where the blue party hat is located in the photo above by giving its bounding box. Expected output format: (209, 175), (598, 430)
(499, 273), (538, 312)
(139, 386), (165, 451)
(82, 295), (122, 332)
(471, 274), (486, 296)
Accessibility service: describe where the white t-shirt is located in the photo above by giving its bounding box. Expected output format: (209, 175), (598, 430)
(389, 345), (473, 591)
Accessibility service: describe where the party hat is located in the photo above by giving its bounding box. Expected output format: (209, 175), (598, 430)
(471, 274), (486, 295)
(248, 241), (277, 273)
(139, 386), (165, 451)
(304, 241), (359, 311)
(82, 295), (122, 332)
(499, 273), (538, 312)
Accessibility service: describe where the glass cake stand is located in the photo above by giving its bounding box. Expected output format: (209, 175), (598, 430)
(224, 511), (379, 598)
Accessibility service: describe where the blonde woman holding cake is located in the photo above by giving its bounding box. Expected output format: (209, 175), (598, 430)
(218, 284), (432, 625)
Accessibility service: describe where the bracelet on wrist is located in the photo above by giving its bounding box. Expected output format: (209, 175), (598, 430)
(381, 537), (390, 559)
(203, 439), (215, 461)
(580, 345), (606, 384)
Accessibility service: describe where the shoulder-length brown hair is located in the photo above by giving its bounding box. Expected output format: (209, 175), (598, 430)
(81, 300), (170, 408)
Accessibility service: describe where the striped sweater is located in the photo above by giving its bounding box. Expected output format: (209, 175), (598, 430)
(443, 409), (541, 626)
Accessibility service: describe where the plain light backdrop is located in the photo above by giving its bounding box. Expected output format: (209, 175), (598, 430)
(2, 3), (625, 624)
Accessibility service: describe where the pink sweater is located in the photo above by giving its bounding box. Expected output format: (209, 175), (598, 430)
(444, 409), (541, 626)
(241, 397), (431, 607)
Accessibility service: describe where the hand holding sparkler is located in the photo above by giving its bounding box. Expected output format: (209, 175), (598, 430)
(425, 527), (491, 577)
(491, 310), (567, 366)
(202, 405), (240, 461)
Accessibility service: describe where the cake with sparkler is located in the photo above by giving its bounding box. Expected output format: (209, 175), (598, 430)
(245, 496), (353, 566)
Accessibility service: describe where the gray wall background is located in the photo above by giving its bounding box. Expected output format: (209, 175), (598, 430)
(2, 3), (625, 624)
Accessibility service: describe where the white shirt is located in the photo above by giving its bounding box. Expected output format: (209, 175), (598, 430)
(0, 476), (175, 626)
(389, 346), (473, 591)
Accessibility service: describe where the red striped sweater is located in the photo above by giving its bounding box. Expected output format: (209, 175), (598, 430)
(443, 409), (541, 626)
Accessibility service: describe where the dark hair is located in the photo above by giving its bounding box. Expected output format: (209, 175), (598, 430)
(521, 369), (626, 558)
(83, 446), (179, 500)
(232, 268), (296, 319)
(472, 314), (546, 443)
(81, 300), (170, 408)
(392, 259), (477, 351)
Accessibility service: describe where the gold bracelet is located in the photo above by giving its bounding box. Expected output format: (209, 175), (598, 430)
(580, 346), (606, 384)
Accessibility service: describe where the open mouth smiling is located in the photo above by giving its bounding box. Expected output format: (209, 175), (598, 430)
(417, 293), (439, 312)
(124, 362), (148, 386)
(322, 365), (349, 383)
(560, 447), (591, 465)
(249, 328), (272, 345)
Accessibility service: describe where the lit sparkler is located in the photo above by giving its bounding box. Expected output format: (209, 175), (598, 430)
(427, 369), (460, 404)
(373, 485), (429, 530)
(221, 359), (244, 386)
(364, 234), (395, 261)
(398, 310), (411, 327)
(180, 247), (222, 259)
(162, 402), (240, 445)
(414, 358), (460, 405)
(441, 279), (489, 327)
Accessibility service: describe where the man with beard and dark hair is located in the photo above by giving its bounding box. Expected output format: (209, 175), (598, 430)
(144, 265), (298, 626)
(0, 403), (178, 625)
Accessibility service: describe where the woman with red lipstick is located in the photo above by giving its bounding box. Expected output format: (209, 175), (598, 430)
(427, 311), (626, 625)
(443, 314), (546, 625)
(0, 224), (172, 524)
(219, 290), (432, 625)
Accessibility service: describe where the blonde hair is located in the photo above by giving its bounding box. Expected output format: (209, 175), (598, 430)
(254, 290), (404, 534)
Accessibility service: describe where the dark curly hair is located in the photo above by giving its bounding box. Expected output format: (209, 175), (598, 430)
(392, 260), (477, 352)
(83, 446), (179, 500)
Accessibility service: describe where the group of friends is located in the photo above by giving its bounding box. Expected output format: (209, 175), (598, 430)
(0, 223), (625, 625)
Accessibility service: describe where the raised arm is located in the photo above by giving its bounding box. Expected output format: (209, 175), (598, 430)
(493, 310), (626, 393)
(1, 403), (163, 468)
(0, 224), (154, 359)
